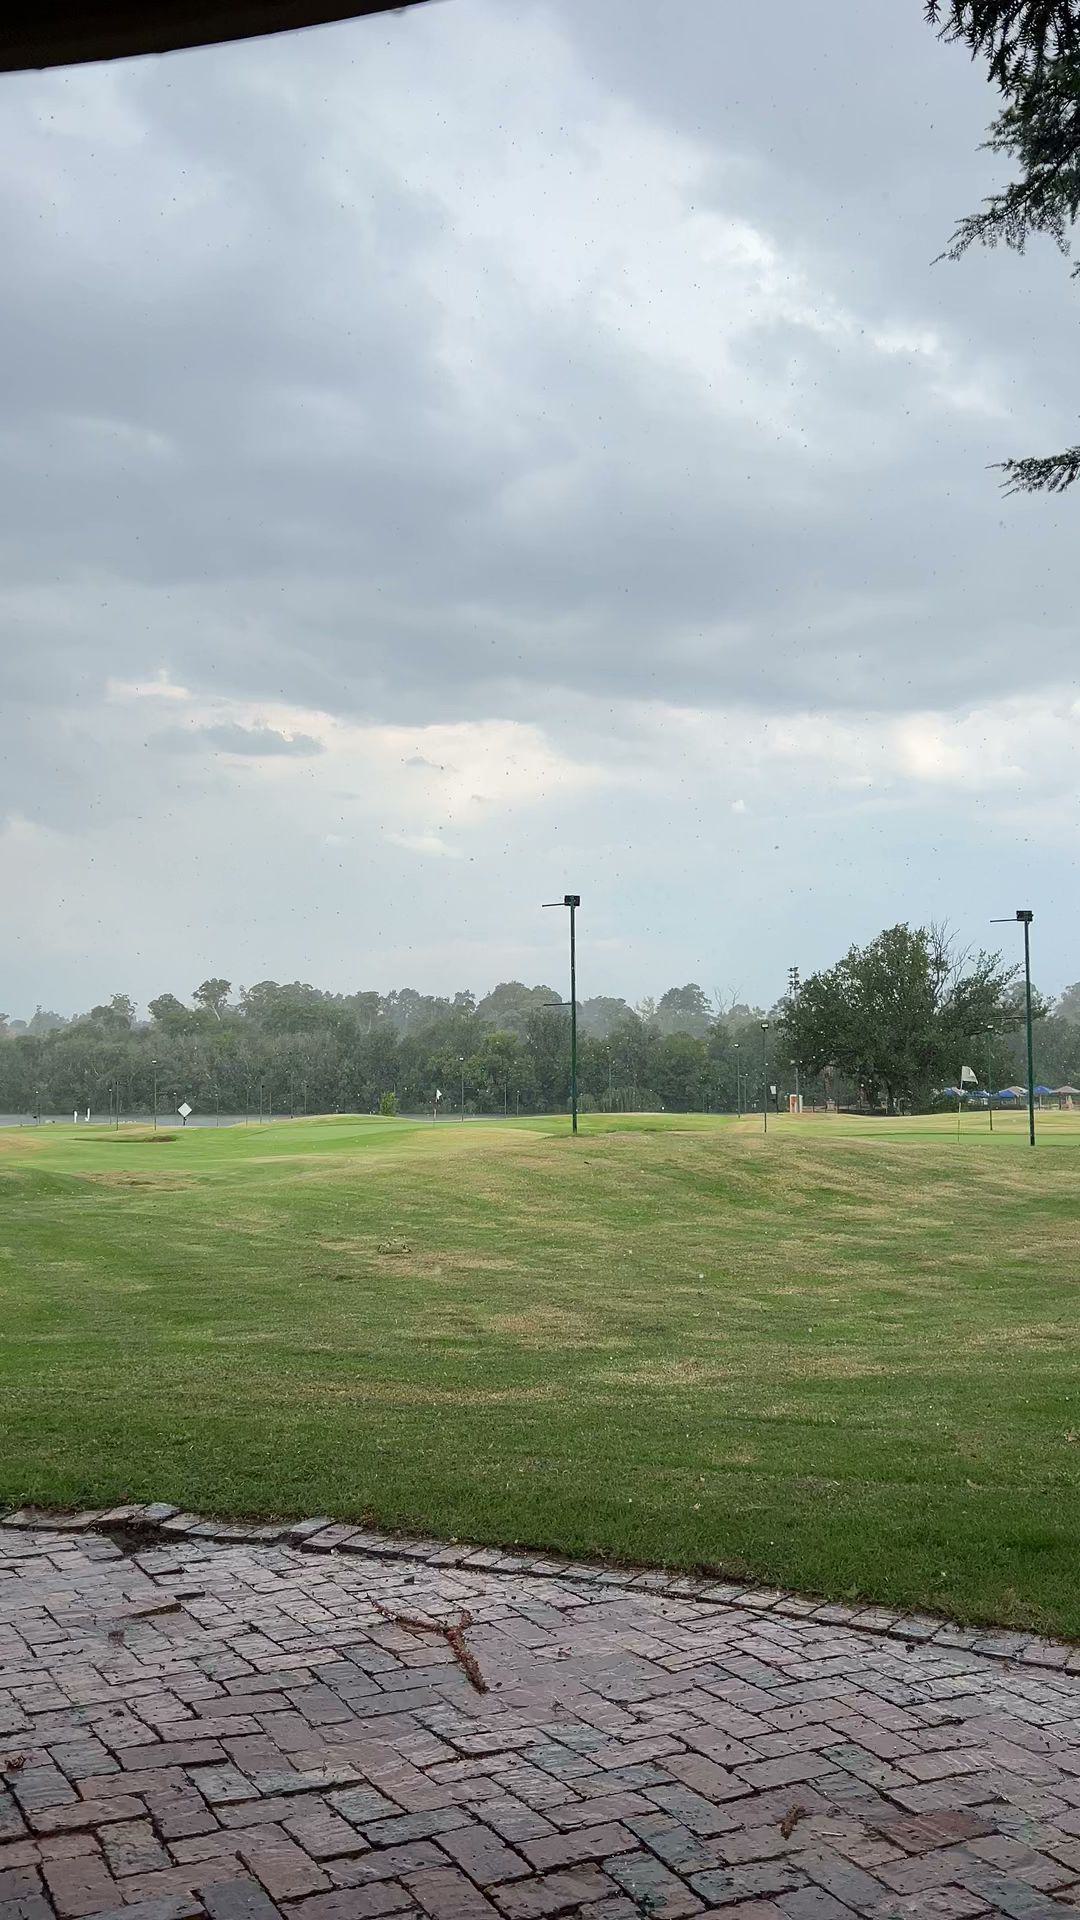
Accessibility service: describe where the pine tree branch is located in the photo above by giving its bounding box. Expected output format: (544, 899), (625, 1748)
(997, 443), (1080, 488)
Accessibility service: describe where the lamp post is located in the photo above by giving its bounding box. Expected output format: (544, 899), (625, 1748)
(790, 1057), (800, 1110)
(152, 1058), (158, 1133)
(984, 1026), (994, 1134)
(760, 1021), (770, 1135)
(733, 1040), (741, 1117)
(543, 894), (581, 1134)
(459, 1054), (465, 1124)
(992, 909), (1036, 1146)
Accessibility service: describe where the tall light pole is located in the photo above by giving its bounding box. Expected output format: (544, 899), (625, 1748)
(459, 1054), (465, 1124)
(760, 1021), (769, 1136)
(152, 1058), (158, 1133)
(787, 968), (801, 1115)
(733, 1040), (741, 1117)
(543, 894), (580, 1133)
(992, 909), (1036, 1146)
(984, 1026), (994, 1135)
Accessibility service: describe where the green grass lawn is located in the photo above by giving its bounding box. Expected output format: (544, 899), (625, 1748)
(3, 1107), (1080, 1635)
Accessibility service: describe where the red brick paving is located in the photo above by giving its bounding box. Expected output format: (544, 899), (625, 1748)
(4, 1523), (1080, 1919)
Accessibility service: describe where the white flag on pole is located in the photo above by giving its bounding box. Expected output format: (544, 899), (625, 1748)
(960, 1064), (978, 1085)
(435, 1089), (442, 1101)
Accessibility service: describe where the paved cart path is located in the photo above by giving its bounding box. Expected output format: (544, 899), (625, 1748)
(4, 1525), (1080, 1919)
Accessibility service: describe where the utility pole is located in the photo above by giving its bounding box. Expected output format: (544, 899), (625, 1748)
(760, 1021), (770, 1135)
(1020, 911), (1035, 1149)
(543, 893), (581, 1134)
(984, 1026), (994, 1134)
(992, 909), (1036, 1146)
(568, 896), (579, 1134)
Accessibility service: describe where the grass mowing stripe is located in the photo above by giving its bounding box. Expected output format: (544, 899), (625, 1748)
(2, 1109), (1079, 1633)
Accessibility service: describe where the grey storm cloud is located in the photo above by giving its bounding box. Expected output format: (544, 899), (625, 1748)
(1, 0), (1078, 1015)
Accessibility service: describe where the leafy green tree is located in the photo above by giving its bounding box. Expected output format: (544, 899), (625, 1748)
(782, 924), (1020, 1111)
(606, 1013), (658, 1109)
(654, 1032), (711, 1108)
(524, 1006), (571, 1112)
(1055, 981), (1080, 1021)
(85, 994), (137, 1033)
(193, 978), (232, 1020)
(928, 0), (1080, 490)
(654, 984), (713, 1038)
(148, 993), (191, 1031)
(578, 995), (632, 1039)
(27, 1007), (67, 1036)
(475, 981), (558, 1036)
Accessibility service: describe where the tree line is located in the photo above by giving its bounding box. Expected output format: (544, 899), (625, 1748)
(1, 979), (766, 1120)
(3, 925), (1077, 1120)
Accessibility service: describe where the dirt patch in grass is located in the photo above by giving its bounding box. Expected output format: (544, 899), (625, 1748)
(482, 1308), (605, 1349)
(96, 1132), (178, 1144)
(73, 1170), (194, 1190)
(308, 1380), (556, 1408)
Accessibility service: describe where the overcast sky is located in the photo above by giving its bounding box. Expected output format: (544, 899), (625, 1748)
(2, 0), (1077, 1018)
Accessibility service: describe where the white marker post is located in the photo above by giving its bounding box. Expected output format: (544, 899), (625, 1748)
(177, 1101), (193, 1127)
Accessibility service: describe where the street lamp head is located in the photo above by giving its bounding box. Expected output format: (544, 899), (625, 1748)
(760, 1021), (770, 1033)
(1016, 909), (1033, 924)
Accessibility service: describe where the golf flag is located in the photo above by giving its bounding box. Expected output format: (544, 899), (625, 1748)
(960, 1064), (978, 1086)
(435, 1089), (442, 1100)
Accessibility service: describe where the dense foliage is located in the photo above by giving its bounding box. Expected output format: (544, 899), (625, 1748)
(779, 923), (1025, 1111)
(0, 979), (772, 1120)
(928, 0), (1080, 490)
(1, 924), (1071, 1118)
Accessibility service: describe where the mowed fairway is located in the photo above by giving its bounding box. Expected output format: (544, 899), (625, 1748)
(2, 1109), (1080, 1635)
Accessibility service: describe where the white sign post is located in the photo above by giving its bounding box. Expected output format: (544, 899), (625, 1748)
(177, 1101), (193, 1127)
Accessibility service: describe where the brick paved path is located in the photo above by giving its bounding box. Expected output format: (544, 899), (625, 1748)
(5, 1526), (1080, 1920)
